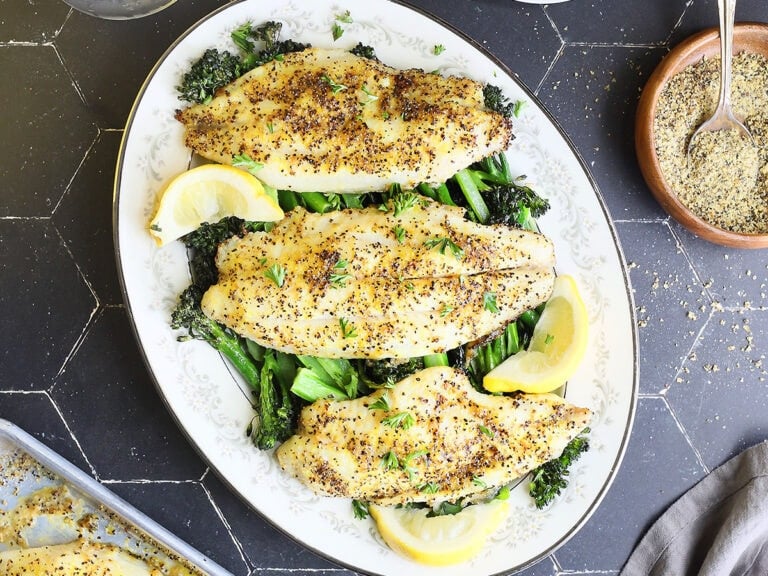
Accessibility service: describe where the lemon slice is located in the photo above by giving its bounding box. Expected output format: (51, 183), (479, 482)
(148, 164), (284, 246)
(369, 499), (509, 566)
(483, 274), (588, 394)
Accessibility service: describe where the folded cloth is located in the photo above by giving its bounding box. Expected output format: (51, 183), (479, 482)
(621, 440), (768, 576)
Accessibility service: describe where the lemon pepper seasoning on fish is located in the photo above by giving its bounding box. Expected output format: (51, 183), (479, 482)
(175, 47), (514, 193)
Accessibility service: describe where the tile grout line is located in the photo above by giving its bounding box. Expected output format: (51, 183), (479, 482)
(198, 476), (252, 573)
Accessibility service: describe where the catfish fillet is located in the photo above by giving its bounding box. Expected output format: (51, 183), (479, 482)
(276, 366), (592, 506)
(175, 47), (513, 193)
(201, 201), (555, 358)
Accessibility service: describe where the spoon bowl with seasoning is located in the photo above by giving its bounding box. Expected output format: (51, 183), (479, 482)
(636, 22), (768, 249)
(686, 0), (754, 156)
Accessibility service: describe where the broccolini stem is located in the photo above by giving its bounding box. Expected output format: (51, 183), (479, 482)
(518, 309), (540, 331)
(423, 353), (449, 367)
(454, 169), (490, 223)
(208, 323), (262, 387)
(301, 192), (335, 213)
(278, 189), (301, 211)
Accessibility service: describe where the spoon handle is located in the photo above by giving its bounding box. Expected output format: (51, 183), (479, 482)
(717, 0), (736, 112)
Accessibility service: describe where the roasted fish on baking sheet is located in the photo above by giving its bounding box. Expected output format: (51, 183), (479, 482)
(201, 201), (555, 359)
(276, 366), (592, 506)
(175, 47), (513, 193)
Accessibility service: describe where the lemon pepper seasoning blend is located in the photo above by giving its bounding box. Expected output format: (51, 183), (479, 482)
(653, 52), (768, 234)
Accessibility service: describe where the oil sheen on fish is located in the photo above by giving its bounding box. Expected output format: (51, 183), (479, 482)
(201, 201), (555, 359)
(276, 366), (592, 506)
(175, 47), (513, 193)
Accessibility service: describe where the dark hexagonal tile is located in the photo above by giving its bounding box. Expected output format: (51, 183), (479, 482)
(51, 306), (205, 480)
(409, 0), (562, 91)
(0, 45), (97, 217)
(616, 221), (710, 394)
(515, 555), (559, 576)
(545, 0), (688, 44)
(0, 218), (95, 390)
(55, 0), (229, 129)
(0, 0), (70, 43)
(106, 479), (249, 575)
(0, 391), (92, 474)
(537, 45), (668, 221)
(203, 472), (351, 572)
(53, 130), (123, 305)
(671, 222), (768, 309)
(554, 397), (706, 572)
(666, 308), (768, 471)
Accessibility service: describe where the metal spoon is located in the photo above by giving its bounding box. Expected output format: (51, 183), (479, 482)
(687, 0), (754, 155)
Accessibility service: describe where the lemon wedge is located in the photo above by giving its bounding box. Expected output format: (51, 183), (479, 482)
(148, 164), (284, 246)
(368, 499), (509, 566)
(483, 274), (588, 394)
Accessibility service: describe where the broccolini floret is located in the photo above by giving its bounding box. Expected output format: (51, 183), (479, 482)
(177, 48), (243, 104)
(350, 42), (378, 61)
(235, 20), (310, 70)
(483, 84), (518, 119)
(422, 152), (550, 228)
(171, 286), (295, 450)
(180, 216), (263, 288)
(178, 21), (310, 104)
(529, 429), (590, 509)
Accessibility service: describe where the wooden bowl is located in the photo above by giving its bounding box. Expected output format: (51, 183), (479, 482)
(635, 23), (768, 249)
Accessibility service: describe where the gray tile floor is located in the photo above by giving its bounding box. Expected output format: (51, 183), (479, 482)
(1, 1), (767, 574)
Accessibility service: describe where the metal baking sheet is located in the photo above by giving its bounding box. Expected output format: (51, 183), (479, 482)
(0, 418), (233, 576)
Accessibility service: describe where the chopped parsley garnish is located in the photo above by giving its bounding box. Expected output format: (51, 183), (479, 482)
(232, 153), (263, 174)
(393, 225), (406, 244)
(483, 291), (500, 313)
(329, 259), (352, 288)
(419, 482), (440, 494)
(359, 83), (379, 104)
(264, 263), (286, 287)
(472, 476), (488, 488)
(368, 394), (391, 412)
(424, 236), (464, 259)
(402, 449), (429, 481)
(322, 74), (347, 93)
(382, 411), (415, 430)
(439, 304), (454, 317)
(352, 499), (369, 519)
(433, 44), (446, 55)
(479, 424), (494, 438)
(339, 317), (357, 338)
(381, 450), (399, 470)
(332, 22), (344, 41)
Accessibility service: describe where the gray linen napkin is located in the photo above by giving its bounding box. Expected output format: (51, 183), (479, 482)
(620, 440), (768, 576)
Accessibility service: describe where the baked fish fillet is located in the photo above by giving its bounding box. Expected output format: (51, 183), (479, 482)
(201, 201), (555, 358)
(276, 366), (592, 506)
(175, 47), (513, 193)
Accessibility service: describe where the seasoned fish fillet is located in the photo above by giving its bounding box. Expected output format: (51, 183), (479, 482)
(201, 201), (555, 358)
(0, 541), (154, 576)
(175, 47), (513, 193)
(276, 366), (592, 505)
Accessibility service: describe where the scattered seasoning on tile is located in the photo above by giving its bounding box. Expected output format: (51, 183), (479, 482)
(653, 52), (768, 234)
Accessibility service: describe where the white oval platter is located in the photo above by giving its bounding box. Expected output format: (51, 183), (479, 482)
(114, 1), (638, 574)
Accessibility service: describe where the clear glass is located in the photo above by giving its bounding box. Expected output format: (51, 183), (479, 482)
(62, 0), (177, 20)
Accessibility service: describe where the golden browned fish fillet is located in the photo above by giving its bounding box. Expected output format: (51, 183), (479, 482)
(276, 366), (592, 506)
(175, 47), (513, 193)
(201, 201), (555, 359)
(0, 541), (155, 576)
